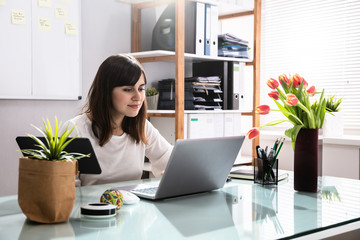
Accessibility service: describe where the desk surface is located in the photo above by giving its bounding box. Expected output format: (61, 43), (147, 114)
(0, 174), (360, 240)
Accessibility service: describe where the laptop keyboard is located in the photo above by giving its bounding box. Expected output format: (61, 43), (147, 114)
(132, 187), (158, 195)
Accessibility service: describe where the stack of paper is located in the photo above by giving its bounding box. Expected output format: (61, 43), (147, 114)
(229, 165), (289, 181)
(218, 33), (250, 59)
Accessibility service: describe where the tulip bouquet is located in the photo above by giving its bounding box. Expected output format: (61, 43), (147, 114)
(247, 73), (327, 149)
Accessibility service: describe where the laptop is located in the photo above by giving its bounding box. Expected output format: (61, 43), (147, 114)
(16, 136), (102, 174)
(130, 136), (245, 200)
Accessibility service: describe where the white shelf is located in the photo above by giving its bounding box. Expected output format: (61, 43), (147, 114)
(201, 0), (254, 16)
(127, 50), (252, 63)
(185, 110), (243, 114)
(147, 110), (243, 115)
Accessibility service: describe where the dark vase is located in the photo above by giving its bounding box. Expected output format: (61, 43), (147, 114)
(294, 128), (319, 192)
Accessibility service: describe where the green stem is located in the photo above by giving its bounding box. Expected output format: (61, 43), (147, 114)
(296, 101), (316, 128)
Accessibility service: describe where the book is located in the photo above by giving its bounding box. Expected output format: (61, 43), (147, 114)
(229, 165), (289, 181)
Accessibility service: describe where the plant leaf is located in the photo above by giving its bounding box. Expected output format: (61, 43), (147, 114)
(260, 119), (289, 129)
(285, 125), (303, 150)
(26, 117), (89, 161)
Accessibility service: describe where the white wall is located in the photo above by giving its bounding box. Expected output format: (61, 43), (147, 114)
(0, 0), (131, 196)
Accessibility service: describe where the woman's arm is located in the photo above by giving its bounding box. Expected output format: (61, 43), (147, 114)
(144, 120), (173, 177)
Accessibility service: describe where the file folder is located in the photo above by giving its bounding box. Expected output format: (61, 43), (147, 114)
(204, 4), (211, 55)
(195, 2), (205, 55)
(210, 4), (218, 57)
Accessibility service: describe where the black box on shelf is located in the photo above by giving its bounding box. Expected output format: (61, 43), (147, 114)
(158, 79), (195, 110)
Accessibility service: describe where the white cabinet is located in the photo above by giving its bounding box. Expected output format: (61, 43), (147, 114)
(150, 111), (250, 165)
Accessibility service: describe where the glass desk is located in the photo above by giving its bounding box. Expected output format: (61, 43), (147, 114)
(0, 173), (359, 240)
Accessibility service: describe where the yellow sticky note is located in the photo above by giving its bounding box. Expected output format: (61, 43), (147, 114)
(55, 5), (67, 19)
(0, 0), (6, 6)
(65, 21), (77, 35)
(38, 0), (51, 8)
(38, 17), (51, 32)
(11, 10), (26, 25)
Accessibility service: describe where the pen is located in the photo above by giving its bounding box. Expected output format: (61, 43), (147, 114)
(272, 138), (278, 150)
(256, 145), (261, 158)
(274, 138), (285, 159)
(266, 138), (285, 181)
(260, 148), (267, 161)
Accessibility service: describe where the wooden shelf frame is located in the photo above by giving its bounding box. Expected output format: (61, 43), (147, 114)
(132, 0), (185, 140)
(252, 0), (261, 160)
(131, 0), (261, 160)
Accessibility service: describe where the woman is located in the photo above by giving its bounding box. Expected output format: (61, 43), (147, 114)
(69, 54), (173, 186)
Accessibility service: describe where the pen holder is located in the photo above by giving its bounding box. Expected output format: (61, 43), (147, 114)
(254, 158), (279, 185)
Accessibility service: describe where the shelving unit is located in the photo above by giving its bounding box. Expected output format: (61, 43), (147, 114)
(130, 0), (261, 160)
(129, 50), (252, 63)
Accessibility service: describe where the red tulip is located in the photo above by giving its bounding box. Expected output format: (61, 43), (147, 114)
(256, 105), (270, 115)
(247, 127), (260, 140)
(266, 78), (279, 89)
(278, 74), (290, 86)
(292, 73), (304, 88)
(268, 90), (279, 100)
(285, 93), (298, 106)
(307, 86), (316, 96)
(303, 80), (308, 89)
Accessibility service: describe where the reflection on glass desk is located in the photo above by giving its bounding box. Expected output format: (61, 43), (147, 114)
(0, 173), (360, 240)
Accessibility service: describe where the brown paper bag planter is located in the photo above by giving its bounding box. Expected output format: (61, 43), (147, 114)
(16, 117), (88, 223)
(18, 157), (78, 223)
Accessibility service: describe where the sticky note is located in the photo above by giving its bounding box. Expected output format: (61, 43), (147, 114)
(55, 5), (67, 19)
(65, 21), (77, 35)
(38, 17), (51, 32)
(11, 10), (26, 25)
(38, 0), (51, 8)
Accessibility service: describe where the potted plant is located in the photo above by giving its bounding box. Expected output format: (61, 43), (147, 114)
(246, 73), (327, 192)
(146, 87), (159, 110)
(18, 117), (89, 223)
(323, 95), (343, 137)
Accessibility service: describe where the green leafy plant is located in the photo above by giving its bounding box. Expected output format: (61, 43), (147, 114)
(21, 117), (90, 161)
(325, 95), (342, 112)
(145, 87), (158, 97)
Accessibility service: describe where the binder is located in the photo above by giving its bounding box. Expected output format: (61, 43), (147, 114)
(204, 4), (211, 55)
(195, 2), (205, 55)
(210, 5), (218, 57)
(231, 62), (240, 110)
(237, 62), (247, 111)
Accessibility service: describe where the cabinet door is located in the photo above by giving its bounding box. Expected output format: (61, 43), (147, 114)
(187, 113), (224, 139)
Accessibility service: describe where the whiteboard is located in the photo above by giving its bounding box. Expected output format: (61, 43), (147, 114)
(0, 0), (81, 100)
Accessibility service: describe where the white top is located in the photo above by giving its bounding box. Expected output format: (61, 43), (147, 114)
(68, 114), (173, 186)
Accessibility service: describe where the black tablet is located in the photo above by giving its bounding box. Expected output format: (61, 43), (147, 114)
(16, 136), (101, 174)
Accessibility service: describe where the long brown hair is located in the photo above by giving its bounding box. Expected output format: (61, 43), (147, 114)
(84, 54), (148, 146)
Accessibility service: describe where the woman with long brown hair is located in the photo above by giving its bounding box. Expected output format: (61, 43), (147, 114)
(69, 54), (172, 186)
